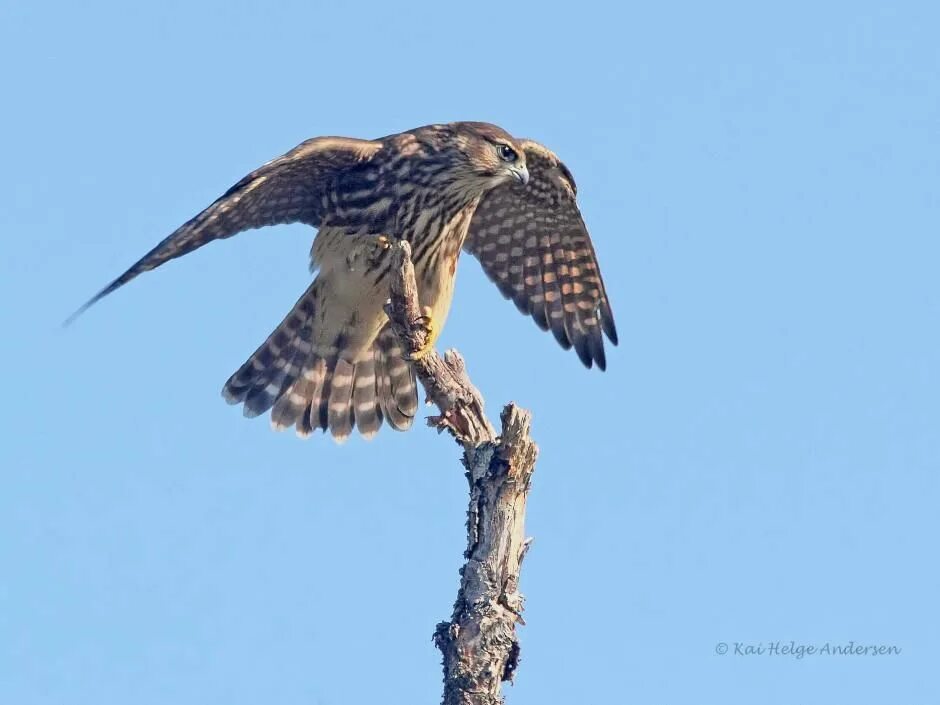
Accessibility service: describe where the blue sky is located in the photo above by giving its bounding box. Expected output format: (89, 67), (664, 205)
(1, 1), (938, 703)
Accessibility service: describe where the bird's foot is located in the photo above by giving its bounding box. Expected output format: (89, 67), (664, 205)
(404, 313), (435, 360)
(347, 234), (396, 271)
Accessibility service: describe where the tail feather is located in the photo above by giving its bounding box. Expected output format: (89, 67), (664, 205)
(271, 357), (327, 436)
(327, 359), (356, 442)
(223, 284), (318, 412)
(374, 327), (418, 431)
(373, 345), (395, 429)
(352, 356), (382, 438)
(244, 321), (315, 417)
(223, 287), (418, 441)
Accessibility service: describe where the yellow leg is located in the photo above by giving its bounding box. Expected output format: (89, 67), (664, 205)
(404, 309), (436, 360)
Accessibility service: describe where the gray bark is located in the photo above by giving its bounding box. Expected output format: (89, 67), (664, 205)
(385, 241), (539, 705)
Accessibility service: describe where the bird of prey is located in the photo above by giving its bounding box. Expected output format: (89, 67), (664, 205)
(70, 122), (617, 441)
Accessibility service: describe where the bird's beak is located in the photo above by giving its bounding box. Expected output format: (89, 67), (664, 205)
(510, 164), (529, 186)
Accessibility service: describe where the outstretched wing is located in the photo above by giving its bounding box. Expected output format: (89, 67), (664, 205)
(463, 140), (617, 369)
(66, 136), (382, 324)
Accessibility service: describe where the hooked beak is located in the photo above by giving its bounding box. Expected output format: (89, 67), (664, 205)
(510, 164), (529, 186)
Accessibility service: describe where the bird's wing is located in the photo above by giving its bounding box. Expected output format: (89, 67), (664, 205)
(66, 136), (382, 323)
(463, 140), (618, 369)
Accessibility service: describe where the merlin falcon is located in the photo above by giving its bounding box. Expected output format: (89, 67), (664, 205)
(71, 122), (618, 441)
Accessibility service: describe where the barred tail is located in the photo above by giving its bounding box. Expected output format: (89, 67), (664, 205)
(222, 285), (417, 441)
(372, 324), (420, 432)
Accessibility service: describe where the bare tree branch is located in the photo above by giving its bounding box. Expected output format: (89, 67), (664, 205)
(385, 241), (539, 705)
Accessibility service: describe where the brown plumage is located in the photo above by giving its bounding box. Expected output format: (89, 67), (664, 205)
(463, 140), (617, 369)
(70, 122), (617, 441)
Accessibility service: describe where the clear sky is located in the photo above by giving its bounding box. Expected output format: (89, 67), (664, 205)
(1, 1), (937, 703)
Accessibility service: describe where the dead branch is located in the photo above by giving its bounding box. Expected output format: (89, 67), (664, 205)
(385, 241), (539, 705)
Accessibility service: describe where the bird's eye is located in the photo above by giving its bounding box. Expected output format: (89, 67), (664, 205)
(498, 144), (518, 162)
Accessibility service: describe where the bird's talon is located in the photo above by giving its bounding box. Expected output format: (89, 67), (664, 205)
(404, 314), (435, 360)
(347, 235), (396, 271)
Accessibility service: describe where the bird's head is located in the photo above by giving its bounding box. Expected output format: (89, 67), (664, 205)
(450, 122), (529, 189)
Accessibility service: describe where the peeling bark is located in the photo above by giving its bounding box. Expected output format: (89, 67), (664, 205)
(385, 241), (539, 705)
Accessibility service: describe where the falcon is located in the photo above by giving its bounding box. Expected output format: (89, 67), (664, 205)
(70, 122), (617, 441)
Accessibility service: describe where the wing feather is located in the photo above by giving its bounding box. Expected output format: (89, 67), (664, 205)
(464, 140), (617, 369)
(66, 136), (382, 323)
(522, 227), (550, 331)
